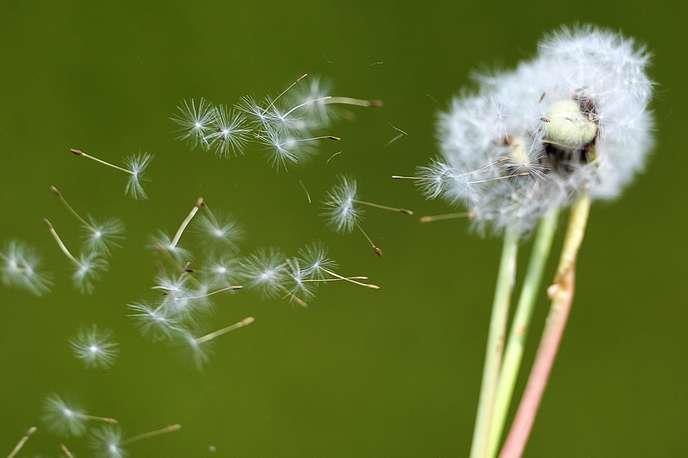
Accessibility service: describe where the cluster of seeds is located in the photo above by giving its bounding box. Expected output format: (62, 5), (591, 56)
(2, 72), (389, 456)
(172, 74), (382, 168)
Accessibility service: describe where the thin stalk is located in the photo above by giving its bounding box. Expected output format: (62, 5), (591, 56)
(50, 186), (88, 226)
(355, 222), (382, 256)
(60, 444), (75, 458)
(419, 212), (473, 223)
(500, 195), (591, 458)
(469, 225), (520, 458)
(294, 135), (341, 143)
(122, 424), (182, 445)
(7, 426), (36, 458)
(354, 199), (413, 215)
(264, 73), (309, 112)
(70, 149), (133, 175)
(278, 285), (308, 307)
(81, 414), (118, 424)
(487, 209), (559, 457)
(44, 219), (80, 266)
(186, 285), (243, 300)
(194, 317), (255, 345)
(326, 96), (383, 107)
(321, 267), (380, 289)
(171, 197), (204, 248)
(302, 276), (369, 283)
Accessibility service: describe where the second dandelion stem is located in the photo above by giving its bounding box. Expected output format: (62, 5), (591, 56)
(470, 225), (519, 458)
(487, 209), (559, 456)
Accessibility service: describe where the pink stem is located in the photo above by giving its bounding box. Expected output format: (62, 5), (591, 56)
(500, 265), (575, 458)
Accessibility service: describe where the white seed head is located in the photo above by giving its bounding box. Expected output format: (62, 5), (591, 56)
(434, 26), (654, 233)
(73, 252), (108, 294)
(128, 302), (180, 340)
(204, 105), (251, 157)
(69, 325), (119, 369)
(42, 395), (87, 437)
(172, 98), (217, 148)
(89, 425), (125, 458)
(197, 213), (242, 248)
(124, 153), (153, 200)
(297, 242), (337, 279)
(323, 175), (360, 233)
(0, 240), (52, 296)
(240, 248), (287, 298)
(83, 216), (125, 254)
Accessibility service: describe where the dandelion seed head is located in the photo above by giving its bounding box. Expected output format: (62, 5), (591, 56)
(69, 325), (119, 369)
(297, 242), (336, 279)
(0, 240), (52, 296)
(172, 98), (217, 148)
(43, 395), (87, 437)
(73, 252), (108, 294)
(90, 425), (125, 458)
(240, 249), (287, 297)
(124, 153), (153, 200)
(204, 105), (251, 157)
(128, 302), (179, 340)
(434, 26), (653, 233)
(83, 216), (125, 254)
(149, 231), (191, 262)
(323, 176), (360, 233)
(197, 213), (242, 248)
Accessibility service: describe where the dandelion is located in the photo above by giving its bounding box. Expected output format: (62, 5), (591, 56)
(127, 301), (181, 340)
(0, 240), (52, 296)
(69, 325), (119, 369)
(297, 243), (380, 289)
(258, 127), (340, 169)
(324, 175), (413, 256)
(44, 219), (108, 293)
(202, 256), (242, 288)
(203, 105), (251, 157)
(7, 426), (37, 458)
(196, 204), (242, 249)
(171, 97), (217, 148)
(90, 423), (181, 458)
(400, 26), (653, 457)
(50, 185), (125, 254)
(239, 248), (305, 305)
(178, 317), (255, 365)
(43, 394), (117, 437)
(69, 149), (153, 199)
(150, 197), (204, 263)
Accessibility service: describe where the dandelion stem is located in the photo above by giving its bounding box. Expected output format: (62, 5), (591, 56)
(194, 317), (255, 345)
(7, 426), (36, 458)
(469, 225), (519, 458)
(355, 222), (382, 256)
(354, 199), (414, 215)
(70, 149), (133, 175)
(81, 414), (118, 424)
(302, 276), (369, 283)
(321, 267), (380, 289)
(171, 197), (204, 248)
(419, 212), (473, 223)
(326, 96), (383, 107)
(186, 285), (243, 300)
(44, 219), (80, 266)
(295, 135), (341, 142)
(500, 195), (590, 458)
(50, 186), (89, 226)
(278, 285), (308, 307)
(283, 96), (332, 118)
(60, 444), (75, 458)
(122, 423), (182, 445)
(487, 209), (559, 456)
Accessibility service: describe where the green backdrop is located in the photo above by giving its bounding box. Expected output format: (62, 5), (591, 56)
(1, 1), (686, 456)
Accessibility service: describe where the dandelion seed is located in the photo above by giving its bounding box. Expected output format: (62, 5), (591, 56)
(90, 423), (182, 458)
(69, 149), (153, 199)
(202, 256), (242, 288)
(204, 105), (251, 157)
(7, 426), (37, 458)
(0, 240), (52, 296)
(128, 302), (181, 340)
(172, 197), (204, 249)
(385, 124), (408, 147)
(197, 204), (242, 248)
(44, 219), (108, 294)
(298, 243), (380, 289)
(259, 128), (340, 168)
(419, 211), (474, 223)
(172, 98), (217, 148)
(43, 394), (117, 437)
(240, 248), (287, 298)
(69, 325), (119, 369)
(50, 185), (125, 254)
(60, 443), (75, 458)
(285, 259), (314, 305)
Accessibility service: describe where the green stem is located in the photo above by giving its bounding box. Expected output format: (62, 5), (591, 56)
(487, 209), (559, 457)
(469, 225), (520, 458)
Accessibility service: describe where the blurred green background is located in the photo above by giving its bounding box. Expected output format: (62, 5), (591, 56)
(1, 1), (686, 456)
